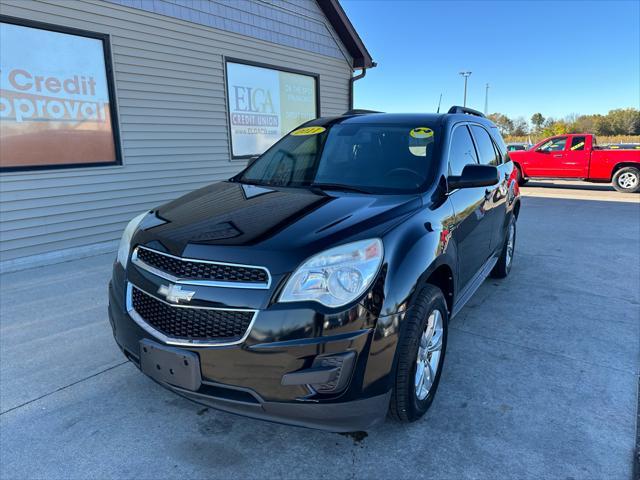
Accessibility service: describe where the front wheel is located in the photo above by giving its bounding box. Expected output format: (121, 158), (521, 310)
(491, 216), (516, 278)
(515, 165), (528, 186)
(612, 167), (640, 193)
(389, 284), (448, 423)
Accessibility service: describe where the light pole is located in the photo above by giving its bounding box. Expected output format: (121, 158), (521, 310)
(484, 83), (489, 115)
(459, 71), (472, 107)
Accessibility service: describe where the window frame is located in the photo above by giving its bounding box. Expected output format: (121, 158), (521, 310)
(469, 124), (501, 167)
(0, 15), (123, 173)
(569, 135), (587, 151)
(224, 57), (321, 161)
(538, 136), (569, 152)
(447, 123), (479, 176)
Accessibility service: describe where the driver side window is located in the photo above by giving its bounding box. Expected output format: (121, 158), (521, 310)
(448, 125), (478, 176)
(539, 137), (567, 152)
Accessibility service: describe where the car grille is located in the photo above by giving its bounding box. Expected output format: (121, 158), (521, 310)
(134, 246), (269, 287)
(131, 287), (255, 343)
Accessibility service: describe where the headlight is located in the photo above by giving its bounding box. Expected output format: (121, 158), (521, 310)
(279, 238), (383, 308)
(116, 212), (149, 268)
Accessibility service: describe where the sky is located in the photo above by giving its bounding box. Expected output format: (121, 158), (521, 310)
(341, 0), (640, 121)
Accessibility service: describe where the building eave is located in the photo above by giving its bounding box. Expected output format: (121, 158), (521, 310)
(316, 0), (375, 69)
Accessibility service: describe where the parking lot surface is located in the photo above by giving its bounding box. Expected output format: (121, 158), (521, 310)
(1, 183), (639, 479)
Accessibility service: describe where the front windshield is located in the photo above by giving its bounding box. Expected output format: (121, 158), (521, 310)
(238, 122), (440, 194)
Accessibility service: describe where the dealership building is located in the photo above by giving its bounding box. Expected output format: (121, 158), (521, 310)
(0, 0), (373, 271)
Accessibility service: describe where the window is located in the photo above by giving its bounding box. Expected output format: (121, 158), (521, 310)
(538, 137), (567, 152)
(448, 126), (478, 176)
(470, 125), (499, 166)
(226, 59), (318, 159)
(0, 18), (120, 171)
(240, 122), (440, 193)
(570, 136), (586, 151)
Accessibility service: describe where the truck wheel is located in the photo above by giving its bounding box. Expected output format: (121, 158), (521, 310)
(389, 284), (448, 423)
(491, 216), (516, 279)
(612, 167), (640, 193)
(515, 165), (528, 186)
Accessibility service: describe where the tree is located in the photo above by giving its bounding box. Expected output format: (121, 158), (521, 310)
(511, 117), (529, 136)
(531, 113), (545, 132)
(594, 115), (613, 136)
(607, 108), (640, 135)
(487, 113), (514, 135)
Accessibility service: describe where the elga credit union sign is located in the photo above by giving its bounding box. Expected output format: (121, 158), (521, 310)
(0, 21), (118, 169)
(226, 61), (317, 157)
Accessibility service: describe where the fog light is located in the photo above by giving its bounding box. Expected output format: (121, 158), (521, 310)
(309, 352), (356, 393)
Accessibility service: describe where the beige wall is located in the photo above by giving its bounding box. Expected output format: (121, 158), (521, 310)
(0, 0), (353, 269)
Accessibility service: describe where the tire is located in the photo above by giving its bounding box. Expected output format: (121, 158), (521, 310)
(491, 215), (516, 279)
(515, 165), (528, 186)
(389, 284), (448, 423)
(612, 167), (640, 193)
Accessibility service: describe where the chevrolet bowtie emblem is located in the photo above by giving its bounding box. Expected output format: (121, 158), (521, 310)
(158, 284), (196, 304)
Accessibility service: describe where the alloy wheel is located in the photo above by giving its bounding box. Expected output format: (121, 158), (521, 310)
(618, 172), (639, 190)
(415, 309), (444, 400)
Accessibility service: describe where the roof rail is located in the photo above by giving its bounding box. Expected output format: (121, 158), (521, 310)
(343, 109), (382, 115)
(447, 106), (486, 118)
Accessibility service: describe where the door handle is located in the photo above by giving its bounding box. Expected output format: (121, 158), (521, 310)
(553, 154), (563, 158)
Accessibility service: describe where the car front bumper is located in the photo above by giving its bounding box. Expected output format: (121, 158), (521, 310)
(108, 264), (398, 432)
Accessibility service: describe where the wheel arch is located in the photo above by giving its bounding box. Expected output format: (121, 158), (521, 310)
(611, 162), (640, 181)
(424, 263), (455, 314)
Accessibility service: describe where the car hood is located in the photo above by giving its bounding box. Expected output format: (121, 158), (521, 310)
(135, 181), (421, 274)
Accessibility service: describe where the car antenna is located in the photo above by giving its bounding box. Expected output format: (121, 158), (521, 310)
(436, 93), (443, 113)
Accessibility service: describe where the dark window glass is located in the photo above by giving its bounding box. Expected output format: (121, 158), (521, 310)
(448, 126), (478, 176)
(539, 137), (567, 152)
(570, 136), (586, 151)
(470, 125), (499, 166)
(240, 122), (440, 193)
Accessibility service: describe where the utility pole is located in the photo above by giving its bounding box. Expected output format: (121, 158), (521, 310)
(459, 71), (472, 107)
(484, 83), (489, 115)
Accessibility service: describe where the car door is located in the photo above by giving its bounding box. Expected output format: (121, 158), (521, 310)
(563, 135), (590, 177)
(469, 124), (507, 254)
(523, 136), (569, 177)
(446, 124), (494, 290)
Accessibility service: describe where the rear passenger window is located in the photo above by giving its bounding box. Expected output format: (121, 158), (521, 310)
(570, 136), (586, 151)
(470, 125), (499, 166)
(448, 126), (478, 176)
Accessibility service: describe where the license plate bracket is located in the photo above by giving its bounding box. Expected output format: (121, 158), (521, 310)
(139, 339), (202, 391)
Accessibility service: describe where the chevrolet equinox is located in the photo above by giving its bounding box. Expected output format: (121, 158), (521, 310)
(108, 106), (521, 432)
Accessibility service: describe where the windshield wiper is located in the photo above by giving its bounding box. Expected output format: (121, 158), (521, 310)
(308, 183), (371, 194)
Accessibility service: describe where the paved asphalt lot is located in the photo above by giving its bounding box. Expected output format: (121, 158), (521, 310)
(1, 181), (639, 479)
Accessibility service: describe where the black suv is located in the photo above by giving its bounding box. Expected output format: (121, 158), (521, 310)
(108, 107), (521, 432)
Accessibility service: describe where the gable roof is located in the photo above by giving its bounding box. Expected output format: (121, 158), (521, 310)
(316, 0), (375, 69)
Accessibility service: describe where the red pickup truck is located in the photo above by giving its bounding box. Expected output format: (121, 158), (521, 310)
(509, 134), (640, 193)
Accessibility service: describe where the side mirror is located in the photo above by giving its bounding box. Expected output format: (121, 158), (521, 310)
(448, 164), (499, 190)
(536, 148), (549, 153)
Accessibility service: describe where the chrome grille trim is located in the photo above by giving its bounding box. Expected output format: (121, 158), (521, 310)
(131, 246), (271, 289)
(125, 283), (258, 348)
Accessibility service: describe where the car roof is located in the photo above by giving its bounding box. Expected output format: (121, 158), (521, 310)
(308, 112), (497, 129)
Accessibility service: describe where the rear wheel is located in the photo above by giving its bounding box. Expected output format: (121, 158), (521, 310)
(491, 216), (516, 279)
(389, 284), (448, 423)
(612, 167), (640, 193)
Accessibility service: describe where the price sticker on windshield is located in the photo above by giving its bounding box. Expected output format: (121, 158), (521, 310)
(409, 127), (434, 139)
(291, 126), (326, 136)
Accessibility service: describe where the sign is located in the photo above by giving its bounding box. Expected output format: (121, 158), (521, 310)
(226, 61), (317, 157)
(0, 21), (118, 170)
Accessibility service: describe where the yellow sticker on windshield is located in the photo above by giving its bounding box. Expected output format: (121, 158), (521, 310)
(291, 126), (326, 136)
(410, 127), (434, 139)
